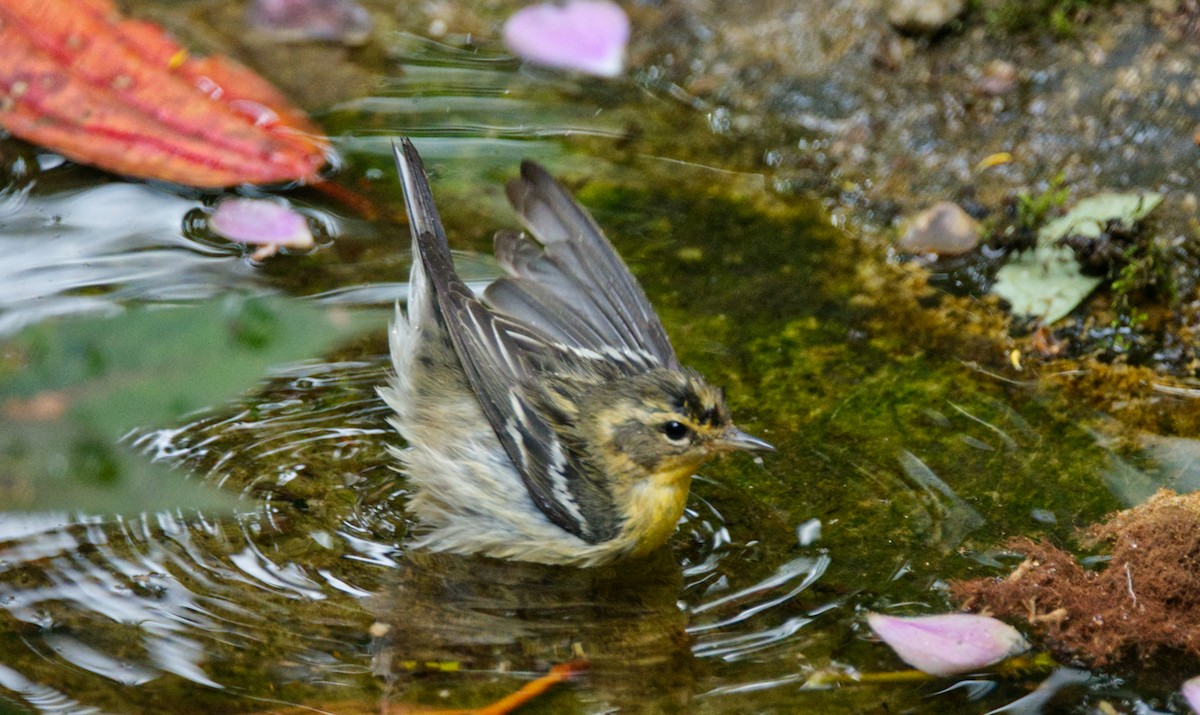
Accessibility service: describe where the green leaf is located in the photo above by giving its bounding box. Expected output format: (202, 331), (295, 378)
(0, 296), (384, 513)
(1038, 192), (1163, 243)
(992, 243), (1103, 325)
(994, 191), (1163, 324)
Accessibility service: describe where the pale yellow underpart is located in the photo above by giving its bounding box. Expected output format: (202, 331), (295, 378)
(619, 463), (695, 557)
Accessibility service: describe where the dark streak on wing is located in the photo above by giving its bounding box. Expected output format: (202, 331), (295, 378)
(392, 139), (619, 543)
(484, 161), (680, 370)
(489, 230), (613, 349)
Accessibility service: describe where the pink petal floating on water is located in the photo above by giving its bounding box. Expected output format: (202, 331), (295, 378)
(866, 612), (1030, 677)
(502, 0), (630, 78)
(1183, 675), (1200, 713)
(209, 197), (314, 250)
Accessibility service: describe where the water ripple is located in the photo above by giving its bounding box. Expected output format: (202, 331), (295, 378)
(0, 184), (260, 336)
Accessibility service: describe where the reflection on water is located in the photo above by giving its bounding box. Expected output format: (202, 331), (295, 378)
(0, 183), (257, 336)
(371, 551), (695, 713)
(0, 347), (834, 714)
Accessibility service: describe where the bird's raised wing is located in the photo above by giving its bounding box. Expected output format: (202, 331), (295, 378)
(484, 162), (680, 370)
(393, 139), (621, 543)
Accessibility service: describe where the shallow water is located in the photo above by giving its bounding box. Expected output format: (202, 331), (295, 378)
(0, 7), (1196, 715)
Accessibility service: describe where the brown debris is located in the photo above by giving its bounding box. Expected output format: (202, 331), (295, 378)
(951, 489), (1200, 666)
(1029, 324), (1068, 358)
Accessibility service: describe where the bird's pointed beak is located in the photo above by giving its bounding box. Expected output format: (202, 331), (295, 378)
(717, 427), (775, 453)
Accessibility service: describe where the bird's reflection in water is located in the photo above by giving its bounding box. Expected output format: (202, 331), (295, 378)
(368, 547), (695, 713)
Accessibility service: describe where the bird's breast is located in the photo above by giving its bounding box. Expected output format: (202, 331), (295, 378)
(619, 465), (694, 556)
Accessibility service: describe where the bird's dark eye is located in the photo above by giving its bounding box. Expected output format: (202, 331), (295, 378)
(661, 420), (691, 442)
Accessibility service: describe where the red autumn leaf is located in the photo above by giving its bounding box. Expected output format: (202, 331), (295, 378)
(0, 0), (329, 188)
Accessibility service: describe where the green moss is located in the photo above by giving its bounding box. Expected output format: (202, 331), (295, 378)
(977, 0), (1125, 36)
(1015, 173), (1069, 232)
(1047, 361), (1200, 437)
(745, 315), (1120, 566)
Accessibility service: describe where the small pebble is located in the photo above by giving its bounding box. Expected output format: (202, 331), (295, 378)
(886, 0), (965, 35)
(872, 32), (906, 71)
(976, 60), (1018, 96)
(368, 621), (390, 638)
(896, 201), (980, 256)
(1031, 508), (1058, 524)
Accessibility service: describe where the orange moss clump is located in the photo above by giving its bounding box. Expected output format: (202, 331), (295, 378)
(951, 489), (1200, 666)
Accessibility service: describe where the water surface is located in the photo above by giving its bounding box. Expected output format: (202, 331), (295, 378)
(0, 9), (1190, 715)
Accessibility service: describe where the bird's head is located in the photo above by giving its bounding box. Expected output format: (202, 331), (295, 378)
(580, 368), (774, 486)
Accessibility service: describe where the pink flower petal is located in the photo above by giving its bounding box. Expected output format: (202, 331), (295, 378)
(209, 197), (314, 249)
(1183, 675), (1200, 714)
(503, 0), (629, 78)
(866, 612), (1029, 677)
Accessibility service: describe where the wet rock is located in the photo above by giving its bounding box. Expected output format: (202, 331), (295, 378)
(895, 201), (980, 256)
(886, 0), (965, 35)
